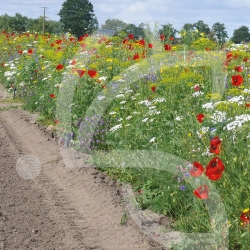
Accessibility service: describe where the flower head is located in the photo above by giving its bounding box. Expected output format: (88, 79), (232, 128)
(49, 93), (56, 98)
(56, 64), (64, 70)
(210, 136), (222, 154)
(196, 114), (205, 123)
(190, 162), (204, 177)
(205, 157), (225, 181)
(193, 185), (209, 199)
(240, 208), (250, 225)
(88, 69), (97, 78)
(231, 75), (244, 86)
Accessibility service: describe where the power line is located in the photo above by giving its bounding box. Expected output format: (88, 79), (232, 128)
(40, 7), (48, 35)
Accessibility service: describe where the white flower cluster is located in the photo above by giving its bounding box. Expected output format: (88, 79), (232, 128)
(138, 100), (151, 106)
(116, 94), (125, 98)
(149, 137), (156, 143)
(175, 116), (183, 121)
(202, 102), (214, 109)
(146, 109), (160, 116)
(228, 95), (244, 105)
(109, 124), (122, 132)
(243, 88), (250, 94)
(192, 91), (204, 97)
(211, 111), (227, 124)
(98, 76), (107, 81)
(196, 126), (210, 138)
(224, 114), (250, 131)
(152, 97), (166, 103)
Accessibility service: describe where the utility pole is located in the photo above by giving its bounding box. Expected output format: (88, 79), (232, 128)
(40, 7), (48, 35)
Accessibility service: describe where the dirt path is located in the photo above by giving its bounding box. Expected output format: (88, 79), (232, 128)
(0, 87), (165, 249)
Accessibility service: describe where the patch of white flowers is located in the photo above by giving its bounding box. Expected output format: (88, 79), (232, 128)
(224, 114), (250, 131)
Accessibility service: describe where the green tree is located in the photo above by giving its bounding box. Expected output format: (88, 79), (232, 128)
(212, 22), (228, 46)
(158, 23), (177, 42)
(193, 20), (210, 36)
(231, 25), (250, 44)
(0, 13), (28, 32)
(58, 0), (98, 38)
(101, 18), (127, 33)
(122, 24), (145, 39)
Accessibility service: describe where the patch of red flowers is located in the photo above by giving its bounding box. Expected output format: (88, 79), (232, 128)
(77, 69), (85, 77)
(196, 113), (205, 123)
(169, 37), (174, 41)
(128, 34), (134, 40)
(234, 66), (243, 72)
(151, 86), (156, 92)
(164, 44), (171, 51)
(160, 34), (165, 40)
(210, 136), (222, 154)
(28, 49), (33, 54)
(205, 157), (225, 181)
(193, 185), (209, 200)
(132, 53), (140, 60)
(148, 43), (153, 48)
(190, 162), (204, 177)
(231, 75), (244, 86)
(88, 69), (97, 78)
(56, 64), (64, 70)
(49, 93), (56, 98)
(240, 209), (250, 225)
(54, 119), (60, 124)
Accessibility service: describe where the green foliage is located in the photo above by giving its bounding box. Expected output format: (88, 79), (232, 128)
(191, 37), (217, 50)
(58, 0), (98, 38)
(212, 22), (228, 46)
(101, 18), (128, 33)
(159, 23), (177, 42)
(231, 25), (250, 44)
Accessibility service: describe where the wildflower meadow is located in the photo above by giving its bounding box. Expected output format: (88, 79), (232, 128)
(1, 28), (250, 249)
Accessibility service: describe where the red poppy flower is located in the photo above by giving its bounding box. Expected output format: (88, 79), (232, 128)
(210, 136), (222, 154)
(234, 66), (243, 72)
(206, 47), (210, 51)
(122, 38), (129, 44)
(77, 69), (85, 77)
(71, 59), (77, 65)
(57, 47), (61, 50)
(138, 39), (145, 47)
(194, 85), (199, 91)
(55, 39), (62, 45)
(160, 34), (165, 40)
(1, 63), (4, 67)
(240, 209), (250, 225)
(88, 69), (97, 78)
(190, 162), (204, 177)
(243, 57), (249, 62)
(50, 43), (55, 47)
(128, 34), (134, 39)
(132, 53), (140, 60)
(246, 103), (250, 108)
(193, 185), (209, 200)
(28, 49), (33, 54)
(138, 189), (143, 194)
(70, 37), (75, 42)
(226, 52), (232, 61)
(18, 50), (23, 54)
(205, 157), (225, 181)
(151, 86), (156, 92)
(56, 64), (64, 70)
(164, 44), (172, 51)
(78, 36), (84, 42)
(223, 60), (229, 67)
(49, 93), (56, 98)
(54, 119), (60, 124)
(148, 43), (153, 48)
(232, 75), (244, 86)
(196, 114), (205, 123)
(169, 37), (174, 41)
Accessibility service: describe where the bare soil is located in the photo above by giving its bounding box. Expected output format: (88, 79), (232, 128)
(0, 86), (166, 249)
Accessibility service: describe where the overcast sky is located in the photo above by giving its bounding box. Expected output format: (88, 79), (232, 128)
(0, 0), (250, 38)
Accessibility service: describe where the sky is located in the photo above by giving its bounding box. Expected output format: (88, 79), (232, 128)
(0, 0), (250, 38)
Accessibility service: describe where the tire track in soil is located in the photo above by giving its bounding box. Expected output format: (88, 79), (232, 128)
(0, 100), (164, 249)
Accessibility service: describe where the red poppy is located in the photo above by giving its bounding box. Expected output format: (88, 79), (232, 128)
(240, 209), (250, 225)
(77, 69), (85, 77)
(1, 63), (4, 67)
(128, 34), (134, 39)
(55, 39), (62, 45)
(194, 85), (199, 91)
(160, 34), (165, 40)
(205, 157), (225, 181)
(49, 93), (56, 98)
(78, 36), (84, 42)
(151, 86), (156, 92)
(132, 53), (140, 60)
(196, 113), (205, 123)
(54, 119), (60, 124)
(50, 43), (55, 47)
(234, 66), (243, 72)
(122, 38), (129, 44)
(206, 47), (210, 51)
(71, 59), (77, 65)
(164, 44), (172, 51)
(28, 49), (33, 54)
(57, 47), (61, 50)
(231, 75), (244, 86)
(70, 37), (75, 42)
(243, 57), (249, 62)
(169, 37), (174, 41)
(148, 43), (153, 48)
(210, 136), (222, 154)
(138, 189), (143, 194)
(88, 69), (97, 78)
(18, 50), (23, 54)
(56, 64), (64, 70)
(246, 103), (250, 108)
(138, 39), (145, 47)
(193, 185), (209, 200)
(226, 52), (232, 61)
(190, 162), (204, 177)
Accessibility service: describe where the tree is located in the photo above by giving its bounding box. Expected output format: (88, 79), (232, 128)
(101, 19), (127, 33)
(58, 0), (98, 38)
(193, 20), (210, 36)
(0, 13), (28, 32)
(159, 23), (177, 42)
(212, 22), (228, 46)
(231, 26), (250, 44)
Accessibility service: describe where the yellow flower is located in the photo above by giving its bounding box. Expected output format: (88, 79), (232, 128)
(188, 133), (192, 137)
(243, 208), (249, 213)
